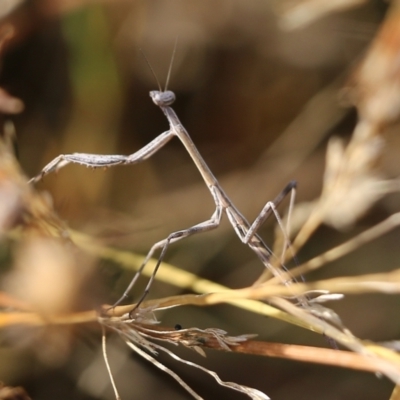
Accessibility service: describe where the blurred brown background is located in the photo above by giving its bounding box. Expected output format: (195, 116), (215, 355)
(1, 0), (400, 399)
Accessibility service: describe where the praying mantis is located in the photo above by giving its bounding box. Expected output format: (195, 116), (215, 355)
(30, 53), (304, 316)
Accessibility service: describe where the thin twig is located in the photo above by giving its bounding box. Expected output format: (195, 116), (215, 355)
(102, 325), (121, 400)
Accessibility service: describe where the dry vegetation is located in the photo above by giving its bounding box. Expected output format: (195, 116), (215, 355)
(1, 0), (400, 399)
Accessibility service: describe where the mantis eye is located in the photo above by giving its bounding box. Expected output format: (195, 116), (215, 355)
(150, 90), (176, 106)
